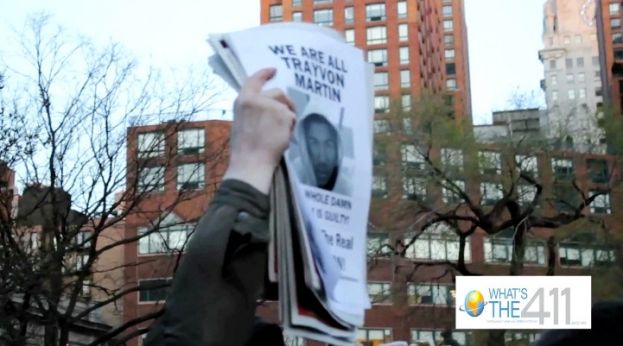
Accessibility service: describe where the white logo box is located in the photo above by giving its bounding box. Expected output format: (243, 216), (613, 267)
(455, 276), (591, 329)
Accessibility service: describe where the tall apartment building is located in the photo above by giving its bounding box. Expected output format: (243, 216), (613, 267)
(539, 0), (606, 151)
(260, 0), (472, 123)
(595, 0), (623, 113)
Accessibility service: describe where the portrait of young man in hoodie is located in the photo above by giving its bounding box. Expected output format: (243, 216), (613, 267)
(288, 88), (353, 196)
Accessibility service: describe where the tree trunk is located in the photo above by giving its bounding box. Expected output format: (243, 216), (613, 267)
(509, 225), (526, 276)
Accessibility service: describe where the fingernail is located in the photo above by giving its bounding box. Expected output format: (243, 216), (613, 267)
(266, 68), (277, 78)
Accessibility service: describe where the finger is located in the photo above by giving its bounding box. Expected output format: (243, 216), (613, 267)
(241, 68), (276, 95)
(262, 88), (297, 112)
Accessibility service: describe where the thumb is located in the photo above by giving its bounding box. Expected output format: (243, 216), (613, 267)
(241, 68), (276, 94)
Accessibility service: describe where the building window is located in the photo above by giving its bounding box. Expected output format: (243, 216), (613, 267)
(75, 253), (89, 272)
(177, 128), (204, 155)
(366, 26), (387, 44)
(566, 73), (574, 83)
(366, 3), (386, 22)
(610, 3), (620, 15)
(312, 0), (332, 4)
(484, 229), (545, 265)
(368, 282), (392, 304)
(401, 144), (424, 169)
(444, 35), (454, 47)
(443, 19), (453, 32)
(313, 9), (333, 26)
(446, 63), (456, 75)
(552, 158), (574, 179)
(402, 117), (413, 134)
(402, 176), (426, 201)
(478, 151), (501, 175)
(411, 330), (469, 346)
(398, 23), (409, 41)
(374, 95), (390, 113)
(550, 75), (557, 86)
(75, 231), (92, 249)
(579, 88), (586, 98)
(587, 159), (608, 183)
(356, 329), (392, 345)
(138, 278), (172, 302)
(551, 90), (558, 102)
(615, 49), (623, 60)
(138, 222), (195, 254)
(397, 1), (407, 19)
(269, 5), (283, 22)
(446, 79), (457, 90)
(567, 89), (575, 100)
(368, 233), (392, 257)
(549, 59), (557, 69)
(441, 180), (465, 204)
(284, 336), (305, 346)
(590, 191), (612, 214)
(593, 56), (600, 66)
(373, 72), (388, 90)
(401, 94), (412, 111)
(480, 182), (503, 206)
(576, 57), (584, 67)
(443, 5), (453, 17)
(292, 11), (302, 22)
(577, 72), (585, 82)
(344, 6), (354, 24)
(400, 69), (411, 88)
(373, 144), (385, 166)
(138, 132), (165, 158)
(445, 49), (455, 59)
(559, 243), (616, 267)
(374, 119), (391, 134)
(344, 29), (355, 44)
(565, 58), (573, 69)
(404, 222), (471, 261)
(292, 0), (302, 7)
(408, 283), (455, 305)
(372, 175), (387, 198)
(368, 48), (388, 66)
(441, 148), (463, 170)
(612, 18), (621, 28)
(518, 184), (538, 207)
(614, 33), (623, 44)
(399, 46), (409, 64)
(177, 163), (205, 190)
(138, 166), (165, 192)
(564, 35), (570, 45)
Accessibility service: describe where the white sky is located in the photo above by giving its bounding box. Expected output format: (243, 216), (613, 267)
(0, 0), (546, 125)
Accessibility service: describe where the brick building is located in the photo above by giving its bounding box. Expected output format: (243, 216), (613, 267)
(121, 120), (231, 346)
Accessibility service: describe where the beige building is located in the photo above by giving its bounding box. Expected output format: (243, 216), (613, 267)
(539, 0), (605, 151)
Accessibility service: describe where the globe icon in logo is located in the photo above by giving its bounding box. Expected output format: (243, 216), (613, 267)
(463, 290), (485, 317)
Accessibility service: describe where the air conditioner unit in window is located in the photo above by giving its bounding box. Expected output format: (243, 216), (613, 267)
(420, 295), (433, 304)
(370, 16), (383, 21)
(181, 182), (201, 190)
(181, 147), (201, 155)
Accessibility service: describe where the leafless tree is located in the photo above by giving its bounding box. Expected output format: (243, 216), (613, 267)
(0, 15), (226, 346)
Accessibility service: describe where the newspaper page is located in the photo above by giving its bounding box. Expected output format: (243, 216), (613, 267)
(209, 22), (373, 324)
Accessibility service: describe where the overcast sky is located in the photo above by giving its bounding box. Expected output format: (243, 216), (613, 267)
(0, 0), (546, 124)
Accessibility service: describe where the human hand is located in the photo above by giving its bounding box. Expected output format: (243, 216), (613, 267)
(223, 68), (296, 194)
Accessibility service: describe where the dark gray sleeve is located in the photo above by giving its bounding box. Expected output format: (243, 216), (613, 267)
(144, 179), (270, 346)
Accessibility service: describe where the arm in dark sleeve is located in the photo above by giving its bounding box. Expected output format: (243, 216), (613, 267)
(144, 179), (270, 346)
